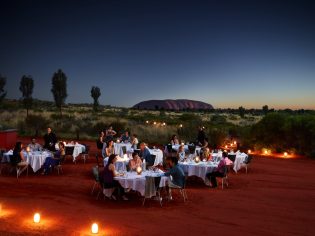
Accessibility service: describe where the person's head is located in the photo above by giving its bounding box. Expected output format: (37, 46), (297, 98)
(100, 131), (104, 137)
(108, 154), (118, 164)
(171, 135), (177, 140)
(108, 126), (113, 131)
(58, 142), (65, 150)
(125, 131), (129, 136)
(132, 152), (140, 160)
(14, 142), (23, 152)
(166, 156), (178, 167)
(107, 140), (114, 147)
(31, 137), (36, 144)
(47, 127), (52, 134)
(140, 142), (146, 150)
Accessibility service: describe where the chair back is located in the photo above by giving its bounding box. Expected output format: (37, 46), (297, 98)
(65, 146), (75, 156)
(148, 154), (156, 167)
(188, 145), (196, 154)
(228, 154), (236, 162)
(92, 166), (100, 182)
(9, 154), (18, 166)
(244, 155), (253, 164)
(82, 144), (89, 154)
(166, 144), (173, 153)
(134, 149), (141, 155)
(121, 146), (127, 154)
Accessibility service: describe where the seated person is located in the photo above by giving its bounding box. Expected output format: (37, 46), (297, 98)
(170, 135), (180, 145)
(105, 140), (114, 158)
(28, 138), (42, 152)
(139, 142), (154, 166)
(223, 152), (233, 165)
(121, 131), (131, 143)
(205, 152), (227, 188)
(12, 142), (28, 175)
(163, 156), (185, 199)
(129, 152), (143, 171)
(199, 138), (209, 159)
(177, 144), (186, 162)
(131, 134), (139, 149)
(102, 154), (128, 200)
(202, 147), (211, 161)
(42, 142), (65, 175)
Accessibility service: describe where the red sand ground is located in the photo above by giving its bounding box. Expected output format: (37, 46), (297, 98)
(1, 138), (315, 236)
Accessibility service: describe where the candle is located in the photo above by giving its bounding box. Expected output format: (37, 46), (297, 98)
(136, 166), (142, 175)
(91, 223), (98, 234)
(33, 213), (40, 223)
(248, 149), (251, 154)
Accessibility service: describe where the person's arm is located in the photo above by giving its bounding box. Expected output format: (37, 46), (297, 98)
(109, 164), (118, 177)
(129, 160), (135, 170)
(112, 130), (117, 136)
(20, 151), (25, 162)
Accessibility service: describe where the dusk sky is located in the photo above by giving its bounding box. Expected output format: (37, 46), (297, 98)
(0, 0), (314, 109)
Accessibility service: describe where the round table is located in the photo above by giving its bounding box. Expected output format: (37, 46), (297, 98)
(178, 161), (217, 182)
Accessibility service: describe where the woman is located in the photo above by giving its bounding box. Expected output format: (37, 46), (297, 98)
(106, 126), (117, 139)
(129, 152), (143, 171)
(102, 154), (128, 200)
(13, 142), (28, 175)
(205, 152), (227, 188)
(177, 144), (186, 161)
(170, 135), (179, 145)
(97, 131), (105, 150)
(42, 142), (65, 175)
(131, 134), (139, 149)
(105, 140), (114, 157)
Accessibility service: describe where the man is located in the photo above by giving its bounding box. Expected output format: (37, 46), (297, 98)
(121, 131), (131, 143)
(139, 142), (154, 166)
(196, 126), (206, 146)
(28, 137), (42, 151)
(43, 127), (57, 152)
(163, 156), (185, 199)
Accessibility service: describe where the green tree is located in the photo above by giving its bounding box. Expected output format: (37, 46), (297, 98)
(0, 74), (7, 104)
(51, 69), (68, 116)
(19, 75), (34, 117)
(262, 105), (269, 115)
(238, 106), (245, 118)
(90, 86), (101, 111)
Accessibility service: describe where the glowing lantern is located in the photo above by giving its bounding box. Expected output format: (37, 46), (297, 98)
(146, 120), (149, 124)
(26, 146), (31, 153)
(248, 149), (251, 154)
(136, 166), (142, 175)
(234, 141), (237, 145)
(230, 144), (233, 147)
(284, 152), (288, 157)
(179, 124), (183, 128)
(116, 139), (120, 143)
(153, 121), (157, 125)
(195, 156), (200, 163)
(225, 145), (228, 149)
(33, 213), (40, 223)
(264, 150), (268, 155)
(91, 223), (99, 234)
(162, 122), (166, 126)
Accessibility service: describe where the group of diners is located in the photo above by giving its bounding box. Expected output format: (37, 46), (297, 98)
(7, 127), (74, 175)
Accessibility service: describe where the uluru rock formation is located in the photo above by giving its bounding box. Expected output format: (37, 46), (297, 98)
(133, 99), (214, 110)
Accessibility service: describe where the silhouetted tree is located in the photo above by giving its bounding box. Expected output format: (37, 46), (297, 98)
(262, 105), (269, 115)
(0, 74), (7, 104)
(90, 86), (101, 111)
(238, 106), (246, 118)
(19, 75), (34, 117)
(51, 69), (68, 116)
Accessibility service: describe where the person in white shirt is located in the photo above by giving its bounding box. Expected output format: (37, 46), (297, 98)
(28, 138), (42, 152)
(131, 134), (139, 149)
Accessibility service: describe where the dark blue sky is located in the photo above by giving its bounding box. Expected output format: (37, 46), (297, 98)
(0, 0), (314, 109)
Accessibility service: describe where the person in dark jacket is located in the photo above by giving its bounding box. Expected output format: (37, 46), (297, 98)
(43, 127), (57, 151)
(139, 142), (154, 167)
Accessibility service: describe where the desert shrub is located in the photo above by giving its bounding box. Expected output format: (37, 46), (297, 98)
(24, 114), (50, 137)
(210, 114), (227, 125)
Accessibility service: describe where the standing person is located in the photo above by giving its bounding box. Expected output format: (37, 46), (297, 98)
(121, 131), (131, 143)
(102, 154), (128, 200)
(43, 127), (57, 152)
(28, 137), (42, 152)
(97, 131), (105, 150)
(12, 142), (28, 175)
(170, 135), (180, 145)
(205, 152), (227, 188)
(196, 126), (206, 146)
(105, 126), (117, 140)
(131, 134), (139, 149)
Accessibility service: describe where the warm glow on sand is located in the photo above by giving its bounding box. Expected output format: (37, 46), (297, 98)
(34, 213), (40, 223)
(91, 223), (99, 234)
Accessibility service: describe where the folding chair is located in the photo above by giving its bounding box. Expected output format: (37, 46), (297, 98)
(65, 146), (75, 163)
(81, 144), (90, 164)
(241, 155), (253, 173)
(168, 176), (188, 202)
(217, 165), (229, 189)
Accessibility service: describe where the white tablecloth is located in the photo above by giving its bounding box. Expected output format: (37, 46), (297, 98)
(166, 145), (201, 155)
(149, 149), (164, 166)
(55, 143), (86, 161)
(233, 153), (248, 173)
(179, 161), (217, 182)
(115, 171), (168, 196)
(3, 150), (53, 172)
(114, 143), (132, 157)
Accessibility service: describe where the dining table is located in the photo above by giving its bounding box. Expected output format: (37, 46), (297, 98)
(114, 170), (168, 197)
(2, 150), (53, 173)
(178, 160), (218, 182)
